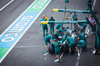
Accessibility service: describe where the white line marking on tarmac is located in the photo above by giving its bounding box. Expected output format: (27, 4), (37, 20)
(0, 0), (14, 11)
(76, 56), (80, 66)
(0, 0), (51, 63)
(44, 53), (49, 56)
(60, 52), (64, 59)
(45, 58), (47, 60)
(76, 50), (81, 66)
(92, 0), (96, 11)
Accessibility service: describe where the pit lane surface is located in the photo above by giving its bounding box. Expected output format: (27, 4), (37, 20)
(0, 0), (100, 66)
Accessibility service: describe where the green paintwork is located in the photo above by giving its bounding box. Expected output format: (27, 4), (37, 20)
(26, 0), (50, 12)
(0, 48), (9, 60)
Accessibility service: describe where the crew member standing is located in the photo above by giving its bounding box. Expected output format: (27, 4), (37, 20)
(41, 15), (48, 37)
(71, 12), (78, 27)
(86, 0), (92, 10)
(49, 17), (55, 34)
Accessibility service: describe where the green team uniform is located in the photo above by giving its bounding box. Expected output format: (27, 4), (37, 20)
(72, 14), (78, 26)
(78, 23), (87, 32)
(56, 24), (63, 30)
(87, 0), (92, 10)
(58, 28), (66, 32)
(77, 33), (86, 41)
(44, 35), (54, 45)
(49, 18), (55, 34)
(58, 28), (66, 35)
(67, 37), (76, 48)
(41, 18), (48, 37)
(78, 40), (86, 49)
(53, 42), (60, 55)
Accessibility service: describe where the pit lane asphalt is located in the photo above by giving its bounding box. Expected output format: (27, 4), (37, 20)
(0, 0), (100, 66)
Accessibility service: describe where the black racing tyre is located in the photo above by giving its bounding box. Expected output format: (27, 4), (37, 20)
(48, 44), (55, 54)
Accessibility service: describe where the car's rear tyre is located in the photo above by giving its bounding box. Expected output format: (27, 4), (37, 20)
(48, 44), (55, 54)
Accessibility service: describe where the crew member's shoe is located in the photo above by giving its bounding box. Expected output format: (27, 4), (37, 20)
(54, 59), (59, 62)
(54, 59), (61, 63)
